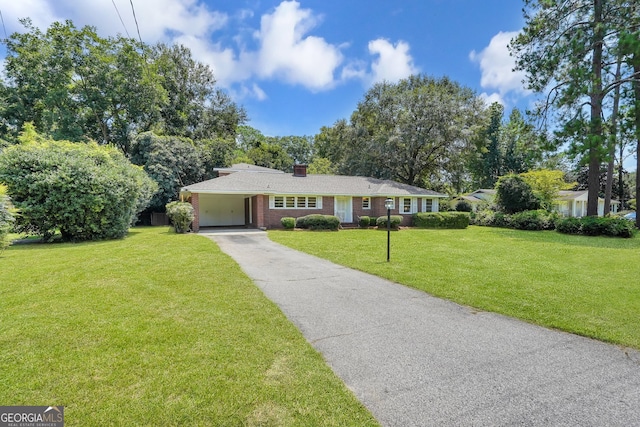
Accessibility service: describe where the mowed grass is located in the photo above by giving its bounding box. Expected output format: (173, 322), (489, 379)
(0, 227), (378, 427)
(269, 226), (640, 349)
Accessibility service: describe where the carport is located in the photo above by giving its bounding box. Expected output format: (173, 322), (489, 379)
(194, 193), (253, 227)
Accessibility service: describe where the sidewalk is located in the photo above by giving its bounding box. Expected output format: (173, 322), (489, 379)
(208, 232), (640, 427)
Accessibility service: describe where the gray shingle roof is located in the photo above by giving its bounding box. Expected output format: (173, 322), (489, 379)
(182, 172), (447, 197)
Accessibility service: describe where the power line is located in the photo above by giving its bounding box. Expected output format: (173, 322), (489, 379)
(111, 0), (131, 38)
(129, 0), (143, 45)
(0, 9), (8, 41)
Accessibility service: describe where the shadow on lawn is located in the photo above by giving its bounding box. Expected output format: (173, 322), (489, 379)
(488, 227), (640, 250)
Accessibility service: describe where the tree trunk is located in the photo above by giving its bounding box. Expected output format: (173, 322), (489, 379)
(587, 0), (605, 217)
(604, 57), (622, 215)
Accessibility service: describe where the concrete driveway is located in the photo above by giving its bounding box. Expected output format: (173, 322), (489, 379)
(208, 232), (640, 427)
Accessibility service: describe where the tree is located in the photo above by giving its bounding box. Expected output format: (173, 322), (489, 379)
(130, 132), (212, 212)
(520, 169), (575, 211)
(471, 102), (504, 188)
(1, 20), (245, 154)
(510, 0), (631, 216)
(2, 19), (165, 153)
(343, 75), (485, 187)
(151, 43), (246, 141)
(495, 174), (540, 214)
(0, 134), (156, 241)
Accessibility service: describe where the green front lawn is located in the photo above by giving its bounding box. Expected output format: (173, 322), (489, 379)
(269, 227), (640, 349)
(0, 228), (378, 426)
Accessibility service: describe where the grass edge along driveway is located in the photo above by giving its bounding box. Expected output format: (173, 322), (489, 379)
(0, 227), (379, 427)
(269, 226), (640, 350)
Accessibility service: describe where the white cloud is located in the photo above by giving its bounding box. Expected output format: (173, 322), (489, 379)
(470, 31), (529, 99)
(479, 92), (505, 107)
(368, 38), (418, 84)
(0, 0), (59, 33)
(253, 1), (343, 91)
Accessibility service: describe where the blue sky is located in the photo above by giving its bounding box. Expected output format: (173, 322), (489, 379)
(0, 0), (530, 137)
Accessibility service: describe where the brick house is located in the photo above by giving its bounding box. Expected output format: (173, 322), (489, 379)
(180, 163), (448, 231)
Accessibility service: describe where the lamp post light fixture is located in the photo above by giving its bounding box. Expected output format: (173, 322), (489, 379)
(384, 197), (393, 262)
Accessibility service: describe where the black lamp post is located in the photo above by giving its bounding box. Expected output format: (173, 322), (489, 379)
(385, 197), (393, 262)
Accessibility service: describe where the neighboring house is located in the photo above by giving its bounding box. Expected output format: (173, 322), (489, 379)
(554, 190), (619, 217)
(456, 188), (619, 217)
(452, 189), (496, 211)
(180, 163), (448, 231)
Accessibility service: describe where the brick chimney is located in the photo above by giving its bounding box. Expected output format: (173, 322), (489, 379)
(293, 164), (308, 177)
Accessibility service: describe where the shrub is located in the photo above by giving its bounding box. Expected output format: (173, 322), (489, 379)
(471, 210), (510, 228)
(495, 174), (540, 214)
(281, 217), (295, 229)
(555, 217), (582, 234)
(413, 212), (469, 229)
(555, 216), (636, 238)
(376, 215), (402, 230)
(0, 184), (16, 252)
(369, 216), (378, 227)
(295, 214), (340, 230)
(0, 139), (156, 242)
(455, 200), (473, 212)
(509, 210), (557, 231)
(166, 201), (195, 233)
(358, 216), (370, 228)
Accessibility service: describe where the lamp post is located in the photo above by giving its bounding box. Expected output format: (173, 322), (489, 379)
(385, 197), (393, 262)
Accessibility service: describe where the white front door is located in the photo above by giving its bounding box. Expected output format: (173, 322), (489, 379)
(334, 196), (353, 223)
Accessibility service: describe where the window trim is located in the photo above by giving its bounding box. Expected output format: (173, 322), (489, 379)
(362, 197), (371, 210)
(269, 195), (322, 209)
(422, 198), (438, 213)
(400, 197), (417, 214)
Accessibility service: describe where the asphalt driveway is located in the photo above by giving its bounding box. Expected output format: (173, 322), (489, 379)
(207, 231), (640, 426)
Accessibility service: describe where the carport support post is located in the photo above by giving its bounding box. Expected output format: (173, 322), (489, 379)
(385, 198), (393, 262)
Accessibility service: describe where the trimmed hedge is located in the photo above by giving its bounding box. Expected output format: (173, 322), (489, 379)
(295, 214), (340, 231)
(556, 216), (636, 238)
(281, 217), (295, 229)
(376, 215), (402, 230)
(369, 216), (378, 227)
(413, 212), (469, 229)
(358, 216), (370, 228)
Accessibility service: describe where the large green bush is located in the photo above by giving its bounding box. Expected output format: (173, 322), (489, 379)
(0, 184), (15, 252)
(166, 201), (195, 233)
(413, 212), (469, 229)
(376, 215), (402, 230)
(295, 214), (340, 230)
(555, 216), (635, 238)
(0, 139), (157, 241)
(495, 174), (540, 214)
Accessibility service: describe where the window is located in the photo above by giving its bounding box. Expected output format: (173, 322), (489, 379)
(362, 197), (371, 209)
(425, 199), (433, 212)
(270, 195), (322, 209)
(286, 196), (295, 208)
(400, 197), (416, 214)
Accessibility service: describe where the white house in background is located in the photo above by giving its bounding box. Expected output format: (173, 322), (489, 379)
(456, 189), (619, 217)
(553, 190), (619, 217)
